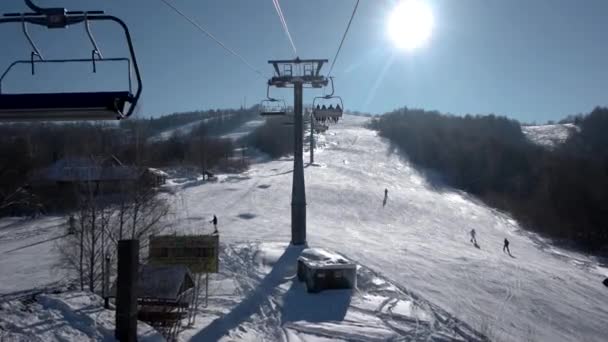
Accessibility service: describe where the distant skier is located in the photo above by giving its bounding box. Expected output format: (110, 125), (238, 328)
(503, 238), (511, 255)
(210, 215), (218, 234)
(383, 188), (388, 207)
(470, 229), (477, 245)
(67, 214), (76, 235)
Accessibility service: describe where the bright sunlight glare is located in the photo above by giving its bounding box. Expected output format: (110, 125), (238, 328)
(387, 0), (434, 51)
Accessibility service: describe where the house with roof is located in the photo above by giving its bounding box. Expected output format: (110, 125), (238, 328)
(29, 155), (167, 208)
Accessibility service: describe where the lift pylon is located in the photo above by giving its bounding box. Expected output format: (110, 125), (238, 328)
(266, 58), (328, 245)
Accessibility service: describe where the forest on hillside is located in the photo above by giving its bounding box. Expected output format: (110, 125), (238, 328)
(0, 107), (258, 215)
(370, 107), (608, 254)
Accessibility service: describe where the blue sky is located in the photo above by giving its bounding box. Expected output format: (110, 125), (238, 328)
(1, 0), (608, 122)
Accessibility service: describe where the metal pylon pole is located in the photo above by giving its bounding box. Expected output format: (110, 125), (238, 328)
(310, 110), (314, 165)
(292, 81), (306, 245)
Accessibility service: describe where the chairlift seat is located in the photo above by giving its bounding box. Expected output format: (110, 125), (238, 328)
(261, 110), (286, 116)
(0, 91), (132, 120)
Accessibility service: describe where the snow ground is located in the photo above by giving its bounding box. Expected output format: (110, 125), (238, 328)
(522, 123), (578, 148)
(0, 216), (68, 295)
(0, 115), (607, 341)
(179, 242), (486, 341)
(0, 291), (163, 341)
(147, 114), (259, 143)
(168, 115), (608, 342)
(148, 118), (209, 143)
(220, 119), (264, 141)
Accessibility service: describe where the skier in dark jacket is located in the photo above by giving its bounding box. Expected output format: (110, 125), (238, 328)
(503, 238), (511, 254)
(383, 188), (388, 207)
(210, 215), (218, 234)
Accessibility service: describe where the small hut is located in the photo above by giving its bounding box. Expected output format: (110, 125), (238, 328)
(297, 248), (357, 293)
(110, 264), (195, 340)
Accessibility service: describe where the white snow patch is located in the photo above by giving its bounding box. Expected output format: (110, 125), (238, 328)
(522, 123), (578, 148)
(0, 291), (163, 341)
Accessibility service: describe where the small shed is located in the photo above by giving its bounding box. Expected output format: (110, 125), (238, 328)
(110, 264), (196, 338)
(297, 248), (357, 293)
(144, 168), (168, 187)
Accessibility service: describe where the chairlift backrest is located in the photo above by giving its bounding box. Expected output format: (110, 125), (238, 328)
(260, 98), (287, 116)
(0, 3), (142, 121)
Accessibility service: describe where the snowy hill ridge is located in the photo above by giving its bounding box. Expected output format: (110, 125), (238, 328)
(522, 123), (578, 148)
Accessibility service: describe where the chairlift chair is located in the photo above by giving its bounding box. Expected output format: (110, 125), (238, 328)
(312, 77), (343, 122)
(0, 0), (142, 121)
(260, 84), (287, 116)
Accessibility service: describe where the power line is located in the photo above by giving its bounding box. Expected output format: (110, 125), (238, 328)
(159, 0), (267, 80)
(327, 0), (360, 77)
(271, 0), (297, 56)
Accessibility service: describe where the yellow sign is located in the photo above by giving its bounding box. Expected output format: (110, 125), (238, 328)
(149, 235), (219, 273)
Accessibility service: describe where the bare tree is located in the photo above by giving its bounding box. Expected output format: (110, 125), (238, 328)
(59, 175), (171, 293)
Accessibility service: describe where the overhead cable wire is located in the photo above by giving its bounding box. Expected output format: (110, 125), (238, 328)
(159, 0), (267, 80)
(327, 0), (360, 77)
(271, 0), (297, 56)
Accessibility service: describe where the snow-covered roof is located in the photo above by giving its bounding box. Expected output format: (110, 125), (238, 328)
(298, 248), (356, 270)
(146, 168), (169, 177)
(110, 264), (195, 302)
(137, 264), (195, 301)
(31, 156), (139, 182)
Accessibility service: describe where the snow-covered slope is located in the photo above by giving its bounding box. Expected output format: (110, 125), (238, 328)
(522, 123), (578, 148)
(180, 242), (486, 341)
(1, 115), (607, 341)
(147, 118), (209, 142)
(0, 216), (68, 294)
(169, 115), (608, 342)
(147, 114), (261, 143)
(220, 118), (264, 141)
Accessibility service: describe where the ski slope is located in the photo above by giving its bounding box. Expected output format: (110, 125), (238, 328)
(0, 115), (607, 341)
(169, 115), (608, 342)
(522, 123), (578, 148)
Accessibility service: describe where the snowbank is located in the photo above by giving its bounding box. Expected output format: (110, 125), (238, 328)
(0, 291), (163, 341)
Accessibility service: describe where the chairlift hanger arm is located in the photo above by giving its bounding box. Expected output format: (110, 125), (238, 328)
(24, 0), (46, 14)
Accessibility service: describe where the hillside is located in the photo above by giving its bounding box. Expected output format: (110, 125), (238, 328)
(1, 115), (607, 341)
(522, 123), (578, 148)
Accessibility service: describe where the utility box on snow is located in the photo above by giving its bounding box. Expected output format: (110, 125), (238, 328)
(297, 248), (357, 293)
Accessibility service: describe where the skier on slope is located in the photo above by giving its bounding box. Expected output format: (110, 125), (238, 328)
(470, 229), (477, 245)
(503, 238), (511, 255)
(210, 214), (218, 234)
(383, 188), (388, 207)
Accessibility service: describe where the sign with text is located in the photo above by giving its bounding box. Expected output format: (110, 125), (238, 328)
(149, 235), (219, 273)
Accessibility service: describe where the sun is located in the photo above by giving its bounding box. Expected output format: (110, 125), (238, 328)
(387, 0), (434, 51)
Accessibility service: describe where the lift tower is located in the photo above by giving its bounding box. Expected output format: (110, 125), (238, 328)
(268, 58), (328, 245)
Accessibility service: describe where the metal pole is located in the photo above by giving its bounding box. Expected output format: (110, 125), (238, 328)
(205, 273), (209, 307)
(310, 110), (314, 165)
(104, 256), (110, 309)
(115, 240), (138, 342)
(291, 81), (306, 245)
